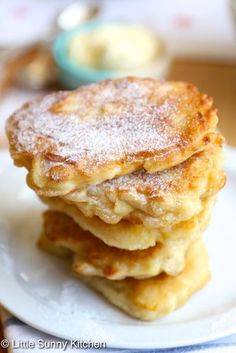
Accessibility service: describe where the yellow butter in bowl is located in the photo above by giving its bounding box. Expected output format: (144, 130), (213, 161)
(68, 24), (163, 71)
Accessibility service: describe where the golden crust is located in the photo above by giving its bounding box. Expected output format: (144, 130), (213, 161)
(38, 209), (203, 280)
(41, 196), (214, 250)
(6, 77), (219, 196)
(61, 142), (225, 227)
(78, 240), (210, 320)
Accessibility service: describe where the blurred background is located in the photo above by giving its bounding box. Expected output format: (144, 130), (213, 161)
(0, 0), (236, 148)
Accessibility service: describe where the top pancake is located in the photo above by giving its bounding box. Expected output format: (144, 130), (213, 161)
(6, 77), (218, 195)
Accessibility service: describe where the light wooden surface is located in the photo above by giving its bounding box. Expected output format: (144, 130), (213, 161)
(0, 59), (236, 351)
(169, 60), (236, 147)
(0, 321), (6, 353)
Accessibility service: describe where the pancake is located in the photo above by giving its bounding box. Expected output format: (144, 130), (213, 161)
(41, 196), (214, 250)
(38, 210), (203, 280)
(61, 142), (225, 227)
(6, 77), (219, 196)
(78, 240), (210, 320)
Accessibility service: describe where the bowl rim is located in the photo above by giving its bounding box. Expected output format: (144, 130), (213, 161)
(52, 20), (168, 81)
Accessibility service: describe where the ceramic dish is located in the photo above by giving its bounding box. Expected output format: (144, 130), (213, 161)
(52, 21), (171, 88)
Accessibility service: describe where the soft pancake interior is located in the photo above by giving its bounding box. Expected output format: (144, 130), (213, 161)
(61, 141), (225, 228)
(38, 204), (209, 279)
(40, 196), (215, 250)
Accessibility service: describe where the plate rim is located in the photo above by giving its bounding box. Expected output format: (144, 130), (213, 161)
(2, 284), (236, 349)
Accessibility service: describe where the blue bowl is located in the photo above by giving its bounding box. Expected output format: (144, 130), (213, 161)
(53, 20), (124, 88)
(53, 20), (171, 89)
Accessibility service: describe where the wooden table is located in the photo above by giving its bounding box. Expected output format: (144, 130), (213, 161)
(170, 60), (236, 147)
(0, 321), (6, 353)
(0, 59), (235, 351)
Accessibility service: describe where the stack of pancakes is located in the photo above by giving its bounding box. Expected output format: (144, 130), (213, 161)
(6, 77), (225, 321)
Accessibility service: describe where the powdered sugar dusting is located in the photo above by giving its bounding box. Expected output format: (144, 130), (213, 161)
(89, 165), (185, 196)
(7, 78), (211, 175)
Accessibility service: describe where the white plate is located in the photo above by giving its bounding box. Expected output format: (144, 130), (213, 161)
(0, 148), (236, 349)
